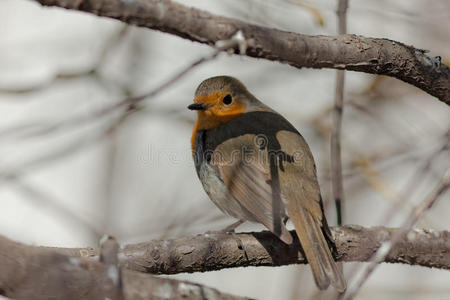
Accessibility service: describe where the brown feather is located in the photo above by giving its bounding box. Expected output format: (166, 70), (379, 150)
(277, 130), (346, 291)
(212, 134), (293, 244)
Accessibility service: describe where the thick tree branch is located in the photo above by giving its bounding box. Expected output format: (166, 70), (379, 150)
(0, 235), (249, 300)
(1, 226), (448, 298)
(32, 0), (450, 104)
(46, 226), (450, 273)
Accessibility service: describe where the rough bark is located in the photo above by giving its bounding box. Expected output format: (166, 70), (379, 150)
(48, 226), (450, 273)
(32, 0), (450, 104)
(1, 226), (448, 298)
(0, 235), (250, 300)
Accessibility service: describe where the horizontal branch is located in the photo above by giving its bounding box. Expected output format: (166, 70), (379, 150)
(1, 226), (448, 298)
(51, 226), (450, 273)
(0, 235), (249, 300)
(33, 0), (450, 103)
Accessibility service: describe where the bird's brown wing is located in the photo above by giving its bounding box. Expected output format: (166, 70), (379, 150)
(276, 130), (346, 292)
(210, 128), (345, 291)
(210, 133), (293, 244)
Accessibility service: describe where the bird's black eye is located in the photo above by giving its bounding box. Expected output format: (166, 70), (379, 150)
(222, 94), (232, 105)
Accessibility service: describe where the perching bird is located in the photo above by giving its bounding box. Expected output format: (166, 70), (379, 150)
(188, 76), (346, 292)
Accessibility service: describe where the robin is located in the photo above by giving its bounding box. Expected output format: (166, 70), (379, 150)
(188, 76), (346, 292)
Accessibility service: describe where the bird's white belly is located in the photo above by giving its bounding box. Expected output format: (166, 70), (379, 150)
(199, 162), (257, 222)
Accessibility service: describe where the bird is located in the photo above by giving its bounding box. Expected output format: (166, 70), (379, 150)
(187, 76), (346, 292)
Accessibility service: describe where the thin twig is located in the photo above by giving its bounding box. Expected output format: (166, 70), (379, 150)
(330, 2), (349, 297)
(349, 134), (449, 226)
(331, 0), (349, 226)
(340, 133), (449, 296)
(399, 133), (450, 202)
(0, 25), (129, 95)
(367, 135), (449, 227)
(343, 168), (450, 299)
(99, 235), (124, 300)
(6, 176), (102, 239)
(0, 32), (246, 182)
(0, 31), (245, 142)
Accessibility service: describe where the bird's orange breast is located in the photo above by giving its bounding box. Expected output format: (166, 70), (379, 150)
(190, 91), (246, 150)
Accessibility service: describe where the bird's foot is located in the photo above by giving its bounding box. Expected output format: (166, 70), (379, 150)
(221, 220), (245, 233)
(205, 220), (245, 235)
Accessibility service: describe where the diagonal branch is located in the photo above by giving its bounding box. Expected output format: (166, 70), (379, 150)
(32, 0), (450, 103)
(344, 168), (450, 299)
(46, 226), (450, 274)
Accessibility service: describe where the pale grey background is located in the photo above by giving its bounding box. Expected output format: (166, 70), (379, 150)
(0, 0), (449, 299)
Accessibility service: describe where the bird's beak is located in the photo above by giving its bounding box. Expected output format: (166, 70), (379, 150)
(187, 102), (208, 110)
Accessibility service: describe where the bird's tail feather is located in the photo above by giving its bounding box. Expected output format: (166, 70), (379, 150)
(289, 208), (346, 292)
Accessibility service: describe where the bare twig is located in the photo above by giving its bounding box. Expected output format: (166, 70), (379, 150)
(99, 235), (124, 300)
(343, 169), (450, 299)
(399, 133), (450, 202)
(0, 116), (124, 182)
(330, 3), (350, 296)
(331, 0), (349, 226)
(0, 32), (246, 182)
(32, 0), (450, 103)
(0, 25), (129, 95)
(360, 135), (449, 228)
(0, 31), (245, 142)
(6, 175), (101, 239)
(336, 0), (349, 35)
(337, 133), (449, 295)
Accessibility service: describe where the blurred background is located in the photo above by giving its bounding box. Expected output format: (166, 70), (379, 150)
(0, 0), (449, 299)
